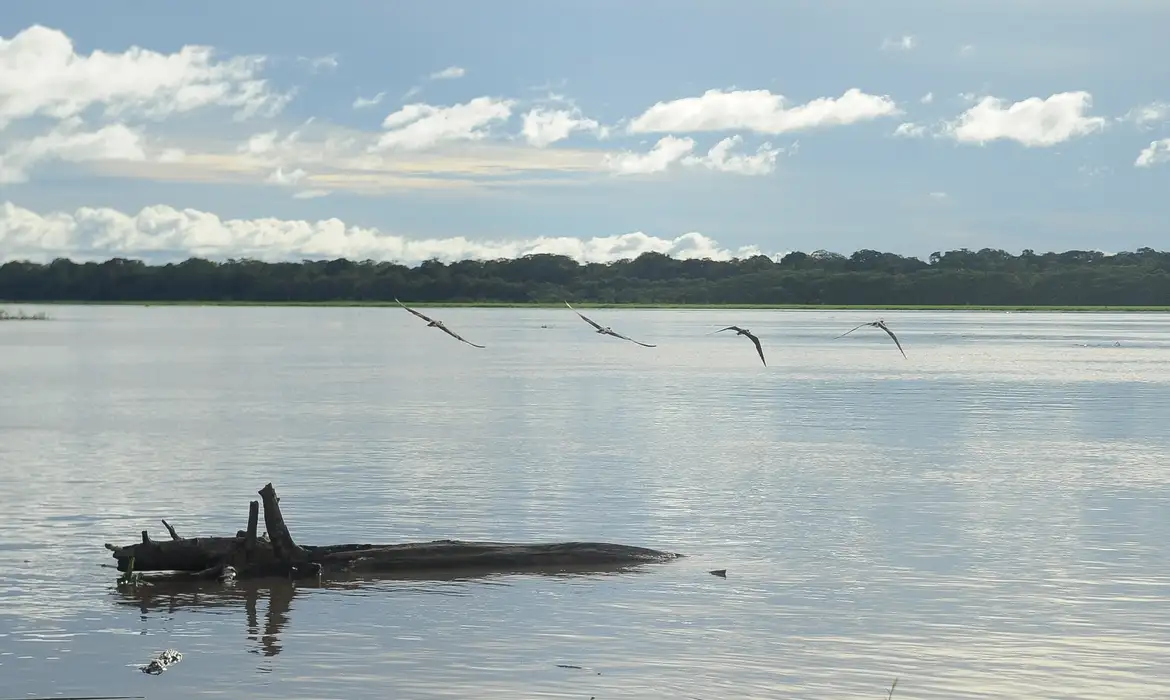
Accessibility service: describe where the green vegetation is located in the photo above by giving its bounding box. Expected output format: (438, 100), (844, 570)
(2, 247), (1169, 308)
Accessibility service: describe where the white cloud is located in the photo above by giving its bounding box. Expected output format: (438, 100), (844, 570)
(920, 92), (934, 104)
(0, 201), (774, 264)
(0, 24), (290, 128)
(943, 91), (1107, 147)
(301, 54), (339, 73)
(626, 88), (899, 135)
(605, 136), (696, 174)
(681, 135), (781, 175)
(352, 92), (385, 109)
(520, 107), (601, 147)
(0, 119), (147, 183)
(265, 166), (307, 185)
(374, 96), (515, 150)
(958, 44), (975, 57)
(1135, 138), (1170, 167)
(1119, 101), (1169, 128)
(881, 35), (916, 51)
(893, 122), (926, 137)
(429, 66), (465, 80)
(264, 165), (332, 199)
(605, 134), (782, 176)
(928, 191), (948, 199)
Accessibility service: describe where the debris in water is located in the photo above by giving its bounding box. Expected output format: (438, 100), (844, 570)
(555, 663), (601, 675)
(709, 569), (727, 577)
(141, 648), (183, 674)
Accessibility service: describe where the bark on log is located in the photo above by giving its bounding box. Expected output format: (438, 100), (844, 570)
(259, 482), (306, 562)
(105, 483), (682, 582)
(245, 500), (259, 553)
(162, 519), (181, 540)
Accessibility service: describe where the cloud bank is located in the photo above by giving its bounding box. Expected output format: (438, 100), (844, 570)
(0, 201), (776, 265)
(3, 20), (1166, 203)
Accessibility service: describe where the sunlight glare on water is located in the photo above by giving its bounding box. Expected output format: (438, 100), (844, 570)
(1, 306), (1170, 699)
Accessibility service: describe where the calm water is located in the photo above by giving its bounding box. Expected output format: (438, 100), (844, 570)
(2, 306), (1170, 699)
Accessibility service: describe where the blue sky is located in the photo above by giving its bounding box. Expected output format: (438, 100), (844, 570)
(1, 0), (1168, 265)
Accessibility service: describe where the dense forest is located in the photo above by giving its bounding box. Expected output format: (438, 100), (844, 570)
(2, 247), (1170, 306)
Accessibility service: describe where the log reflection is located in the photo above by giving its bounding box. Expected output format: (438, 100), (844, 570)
(109, 563), (644, 659)
(113, 579), (308, 658)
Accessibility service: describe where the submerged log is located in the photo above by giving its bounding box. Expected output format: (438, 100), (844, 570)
(105, 482), (682, 582)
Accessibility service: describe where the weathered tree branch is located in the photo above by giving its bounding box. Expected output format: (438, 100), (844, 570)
(246, 500), (259, 553)
(105, 482), (682, 582)
(161, 519), (181, 540)
(258, 482), (306, 562)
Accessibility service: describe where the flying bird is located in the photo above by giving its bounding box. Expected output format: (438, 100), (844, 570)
(395, 298), (485, 348)
(712, 325), (766, 366)
(835, 319), (906, 358)
(565, 301), (656, 347)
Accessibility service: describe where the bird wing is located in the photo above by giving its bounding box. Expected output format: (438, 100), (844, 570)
(710, 325), (743, 335)
(833, 322), (872, 340)
(565, 301), (604, 331)
(395, 298), (437, 324)
(879, 324), (907, 358)
(605, 329), (656, 348)
(744, 331), (766, 366)
(439, 324), (486, 348)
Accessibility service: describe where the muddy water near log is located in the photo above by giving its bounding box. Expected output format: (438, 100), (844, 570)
(3, 306), (1170, 699)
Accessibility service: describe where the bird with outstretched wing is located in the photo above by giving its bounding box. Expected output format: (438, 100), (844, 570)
(712, 325), (766, 366)
(834, 319), (906, 358)
(565, 301), (656, 348)
(395, 298), (485, 348)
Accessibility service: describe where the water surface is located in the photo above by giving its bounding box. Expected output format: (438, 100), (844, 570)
(2, 306), (1169, 698)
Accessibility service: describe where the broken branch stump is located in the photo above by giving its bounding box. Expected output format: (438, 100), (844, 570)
(258, 482), (305, 563)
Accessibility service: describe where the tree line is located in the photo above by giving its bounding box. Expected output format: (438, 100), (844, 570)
(1, 247), (1169, 306)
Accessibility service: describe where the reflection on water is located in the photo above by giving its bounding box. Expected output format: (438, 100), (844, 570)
(109, 563), (657, 663)
(2, 307), (1170, 699)
(115, 581), (298, 660)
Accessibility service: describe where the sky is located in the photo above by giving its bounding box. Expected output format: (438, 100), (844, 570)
(1, 0), (1168, 266)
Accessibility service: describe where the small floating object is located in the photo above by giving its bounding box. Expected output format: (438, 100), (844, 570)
(556, 663), (601, 675)
(141, 649), (183, 675)
(709, 569), (727, 577)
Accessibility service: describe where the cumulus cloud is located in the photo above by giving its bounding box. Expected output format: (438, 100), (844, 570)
(605, 136), (696, 174)
(520, 107), (602, 147)
(892, 122), (926, 138)
(0, 201), (774, 264)
(1135, 138), (1170, 167)
(429, 66), (465, 80)
(0, 119), (147, 183)
(1119, 101), (1169, 128)
(301, 54), (339, 73)
(605, 134), (783, 176)
(626, 88), (899, 135)
(374, 96), (515, 150)
(0, 24), (290, 128)
(352, 92), (385, 109)
(265, 166), (307, 185)
(681, 135), (781, 175)
(920, 92), (934, 104)
(881, 35), (916, 51)
(943, 91), (1107, 147)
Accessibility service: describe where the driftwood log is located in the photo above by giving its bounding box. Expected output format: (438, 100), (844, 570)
(105, 482), (682, 583)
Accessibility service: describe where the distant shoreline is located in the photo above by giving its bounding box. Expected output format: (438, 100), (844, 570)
(4, 301), (1170, 312)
